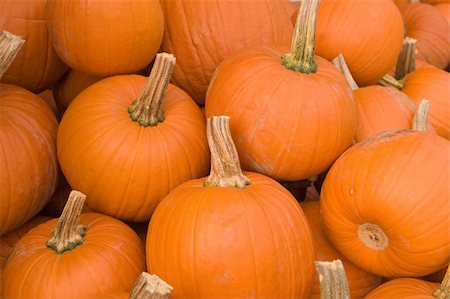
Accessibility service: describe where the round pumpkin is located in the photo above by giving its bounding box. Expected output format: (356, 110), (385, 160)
(365, 278), (441, 298)
(435, 3), (450, 27)
(57, 53), (209, 222)
(320, 130), (450, 277)
(147, 116), (315, 298)
(46, 0), (163, 77)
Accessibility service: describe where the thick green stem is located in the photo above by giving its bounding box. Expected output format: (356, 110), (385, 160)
(379, 74), (404, 90)
(412, 99), (430, 132)
(395, 37), (417, 80)
(332, 54), (359, 91)
(433, 265), (450, 299)
(0, 30), (25, 80)
(47, 190), (87, 254)
(204, 116), (251, 189)
(129, 272), (173, 299)
(315, 260), (350, 299)
(128, 53), (176, 127)
(281, 0), (320, 73)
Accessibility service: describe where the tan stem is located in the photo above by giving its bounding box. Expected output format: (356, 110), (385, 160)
(379, 74), (404, 90)
(315, 260), (350, 299)
(281, 0), (320, 73)
(332, 54), (359, 91)
(0, 31), (25, 80)
(395, 37), (417, 80)
(47, 190), (87, 254)
(358, 223), (389, 251)
(412, 99), (430, 132)
(433, 265), (450, 299)
(128, 53), (176, 127)
(129, 272), (173, 299)
(204, 116), (251, 189)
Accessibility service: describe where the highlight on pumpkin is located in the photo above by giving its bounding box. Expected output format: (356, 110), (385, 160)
(0, 30), (25, 79)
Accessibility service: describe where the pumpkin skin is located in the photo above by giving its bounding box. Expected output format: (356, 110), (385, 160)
(160, 0), (295, 104)
(301, 201), (381, 298)
(0, 0), (67, 93)
(46, 0), (163, 77)
(435, 4), (450, 27)
(206, 47), (355, 181)
(57, 75), (209, 222)
(365, 278), (439, 299)
(0, 84), (59, 235)
(1, 213), (146, 299)
(320, 130), (450, 277)
(147, 172), (315, 298)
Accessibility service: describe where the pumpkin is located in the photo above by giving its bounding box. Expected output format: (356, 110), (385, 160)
(147, 116), (315, 298)
(37, 89), (60, 119)
(435, 3), (450, 28)
(46, 0), (163, 77)
(206, 0), (355, 181)
(0, 31), (59, 235)
(57, 53), (209, 222)
(1, 191), (146, 298)
(160, 0), (295, 104)
(301, 201), (382, 298)
(320, 127), (450, 277)
(0, 0), (67, 93)
(399, 2), (450, 69)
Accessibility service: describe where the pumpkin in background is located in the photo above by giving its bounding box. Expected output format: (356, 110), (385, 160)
(2, 191), (146, 299)
(57, 53), (209, 222)
(37, 89), (60, 119)
(435, 3), (450, 27)
(46, 0), (163, 77)
(301, 201), (382, 298)
(147, 116), (315, 298)
(0, 0), (67, 93)
(160, 0), (295, 104)
(206, 0), (355, 181)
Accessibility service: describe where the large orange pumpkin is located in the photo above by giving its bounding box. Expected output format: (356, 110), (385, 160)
(147, 116), (315, 298)
(0, 0), (67, 93)
(320, 130), (450, 277)
(160, 0), (295, 104)
(46, 0), (163, 77)
(57, 53), (209, 222)
(206, 0), (355, 181)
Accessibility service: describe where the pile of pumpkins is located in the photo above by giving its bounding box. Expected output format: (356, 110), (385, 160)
(1, 0), (449, 298)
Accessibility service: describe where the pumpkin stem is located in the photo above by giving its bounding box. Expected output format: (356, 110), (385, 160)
(128, 53), (176, 127)
(204, 116), (251, 189)
(332, 54), (359, 91)
(379, 74), (404, 90)
(281, 0), (319, 73)
(0, 30), (25, 80)
(47, 190), (87, 254)
(315, 260), (350, 299)
(433, 265), (450, 299)
(129, 272), (173, 299)
(395, 37), (417, 80)
(358, 223), (389, 251)
(412, 99), (430, 132)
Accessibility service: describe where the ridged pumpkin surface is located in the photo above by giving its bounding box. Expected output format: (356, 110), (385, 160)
(365, 278), (439, 298)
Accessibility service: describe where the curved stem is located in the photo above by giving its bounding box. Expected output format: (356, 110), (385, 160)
(47, 190), (87, 254)
(332, 54), (359, 91)
(281, 0), (320, 73)
(379, 74), (404, 90)
(204, 116), (251, 189)
(315, 260), (350, 299)
(412, 99), (430, 132)
(433, 265), (450, 299)
(128, 53), (176, 127)
(129, 272), (173, 299)
(395, 37), (417, 80)
(0, 30), (25, 80)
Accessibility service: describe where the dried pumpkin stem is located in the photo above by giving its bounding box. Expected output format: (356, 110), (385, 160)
(128, 53), (176, 127)
(358, 223), (388, 251)
(395, 37), (417, 80)
(282, 0), (319, 73)
(379, 74), (404, 90)
(47, 190), (87, 254)
(332, 54), (359, 91)
(204, 116), (251, 189)
(129, 272), (173, 299)
(315, 260), (350, 299)
(412, 99), (430, 132)
(433, 265), (450, 299)
(0, 30), (25, 80)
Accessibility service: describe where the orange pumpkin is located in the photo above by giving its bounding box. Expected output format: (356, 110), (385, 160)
(1, 191), (146, 299)
(320, 130), (450, 277)
(0, 0), (67, 93)
(160, 0), (295, 104)
(435, 3), (450, 27)
(57, 53), (209, 222)
(147, 116), (315, 298)
(37, 89), (60, 119)
(365, 278), (444, 298)
(206, 0), (355, 181)
(46, 0), (163, 77)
